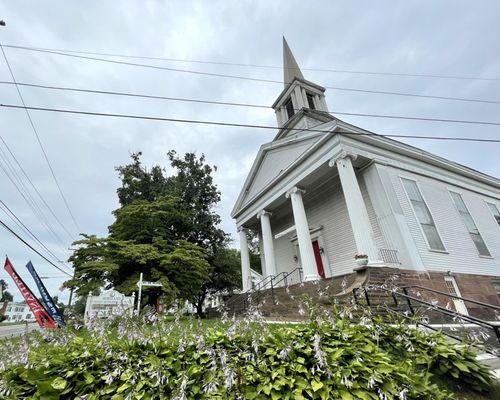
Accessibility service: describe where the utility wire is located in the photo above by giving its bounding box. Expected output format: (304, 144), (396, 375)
(1, 103), (500, 143)
(0, 143), (70, 253)
(0, 199), (73, 273)
(3, 43), (499, 82)
(4, 45), (500, 106)
(0, 216), (73, 277)
(0, 43), (80, 232)
(0, 135), (75, 241)
(0, 273), (67, 279)
(2, 80), (500, 127)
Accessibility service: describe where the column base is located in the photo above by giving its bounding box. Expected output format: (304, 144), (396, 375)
(303, 273), (321, 282)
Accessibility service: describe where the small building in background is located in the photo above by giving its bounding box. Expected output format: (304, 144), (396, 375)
(84, 289), (134, 323)
(0, 301), (35, 323)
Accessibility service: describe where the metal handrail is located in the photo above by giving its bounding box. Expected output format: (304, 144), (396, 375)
(402, 285), (500, 312)
(255, 275), (274, 291)
(383, 306), (498, 356)
(272, 268), (303, 289)
(267, 268), (303, 304)
(354, 286), (500, 344)
(225, 267), (304, 314)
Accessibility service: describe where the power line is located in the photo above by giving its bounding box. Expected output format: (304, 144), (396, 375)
(0, 141), (71, 254)
(0, 199), (73, 274)
(1, 102), (500, 143)
(2, 80), (500, 127)
(0, 135), (75, 242)
(0, 43), (80, 232)
(0, 215), (73, 277)
(0, 273), (67, 279)
(4, 45), (500, 106)
(3, 43), (500, 82)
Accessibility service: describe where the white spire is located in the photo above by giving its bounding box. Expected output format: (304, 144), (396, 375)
(283, 37), (304, 87)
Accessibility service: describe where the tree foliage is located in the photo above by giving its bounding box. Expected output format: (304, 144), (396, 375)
(66, 151), (240, 313)
(1, 279), (13, 302)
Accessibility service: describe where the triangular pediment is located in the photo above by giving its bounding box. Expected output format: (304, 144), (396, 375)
(233, 133), (325, 215)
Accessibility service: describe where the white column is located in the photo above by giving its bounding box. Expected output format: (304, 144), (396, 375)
(329, 151), (382, 265)
(238, 227), (252, 292)
(257, 231), (267, 277)
(281, 108), (288, 122)
(294, 86), (305, 109)
(257, 210), (277, 277)
(286, 187), (320, 281)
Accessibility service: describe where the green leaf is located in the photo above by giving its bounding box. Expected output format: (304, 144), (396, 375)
(311, 380), (324, 392)
(51, 377), (67, 391)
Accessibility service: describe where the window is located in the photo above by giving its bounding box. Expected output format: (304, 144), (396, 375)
(487, 202), (500, 227)
(450, 191), (491, 257)
(285, 98), (295, 119)
(401, 178), (446, 251)
(306, 93), (316, 110)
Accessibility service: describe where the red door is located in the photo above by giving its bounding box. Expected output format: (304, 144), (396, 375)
(312, 240), (326, 279)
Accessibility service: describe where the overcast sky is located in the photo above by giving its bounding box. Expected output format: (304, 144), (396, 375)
(0, 1), (499, 303)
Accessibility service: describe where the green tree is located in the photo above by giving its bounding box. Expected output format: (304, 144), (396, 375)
(0, 279), (13, 302)
(66, 151), (239, 315)
(51, 295), (66, 316)
(193, 247), (241, 316)
(72, 295), (87, 317)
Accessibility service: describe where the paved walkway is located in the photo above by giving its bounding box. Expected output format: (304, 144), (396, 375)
(0, 323), (40, 339)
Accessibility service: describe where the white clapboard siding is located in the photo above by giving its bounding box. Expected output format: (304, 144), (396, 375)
(270, 174), (386, 278)
(387, 166), (500, 276)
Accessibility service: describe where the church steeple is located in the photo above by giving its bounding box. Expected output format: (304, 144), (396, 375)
(283, 37), (304, 86)
(272, 38), (332, 135)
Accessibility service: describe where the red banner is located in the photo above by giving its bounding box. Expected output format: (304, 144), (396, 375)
(4, 257), (57, 329)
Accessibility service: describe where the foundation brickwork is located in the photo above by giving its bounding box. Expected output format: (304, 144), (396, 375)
(365, 267), (500, 320)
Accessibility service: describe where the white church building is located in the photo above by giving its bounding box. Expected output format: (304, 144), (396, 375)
(232, 39), (500, 310)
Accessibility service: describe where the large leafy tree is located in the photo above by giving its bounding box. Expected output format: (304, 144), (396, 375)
(66, 151), (239, 315)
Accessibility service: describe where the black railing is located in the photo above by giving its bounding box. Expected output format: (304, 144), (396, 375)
(225, 267), (303, 315)
(402, 285), (500, 313)
(353, 285), (500, 353)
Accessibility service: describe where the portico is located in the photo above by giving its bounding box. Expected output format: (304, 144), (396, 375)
(235, 142), (384, 291)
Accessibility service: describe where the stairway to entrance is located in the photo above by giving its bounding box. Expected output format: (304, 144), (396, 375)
(223, 269), (500, 359)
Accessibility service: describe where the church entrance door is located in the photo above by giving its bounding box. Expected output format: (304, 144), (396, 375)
(312, 240), (325, 279)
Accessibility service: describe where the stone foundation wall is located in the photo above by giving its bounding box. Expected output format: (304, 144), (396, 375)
(366, 267), (500, 320)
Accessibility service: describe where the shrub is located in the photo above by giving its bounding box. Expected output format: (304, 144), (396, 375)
(0, 308), (494, 399)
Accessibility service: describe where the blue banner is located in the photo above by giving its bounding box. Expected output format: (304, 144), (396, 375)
(25, 261), (66, 327)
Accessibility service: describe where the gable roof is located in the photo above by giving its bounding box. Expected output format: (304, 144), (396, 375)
(232, 117), (500, 221)
(231, 123), (334, 217)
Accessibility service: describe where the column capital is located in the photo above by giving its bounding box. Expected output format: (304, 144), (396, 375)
(328, 150), (358, 168)
(237, 226), (248, 233)
(285, 186), (306, 198)
(257, 210), (272, 219)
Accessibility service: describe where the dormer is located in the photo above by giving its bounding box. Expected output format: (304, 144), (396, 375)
(272, 38), (333, 138)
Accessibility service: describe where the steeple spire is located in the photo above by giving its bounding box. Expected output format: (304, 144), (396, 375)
(283, 36), (304, 87)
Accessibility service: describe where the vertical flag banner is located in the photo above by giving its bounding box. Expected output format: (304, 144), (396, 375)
(26, 261), (66, 327)
(3, 257), (57, 329)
